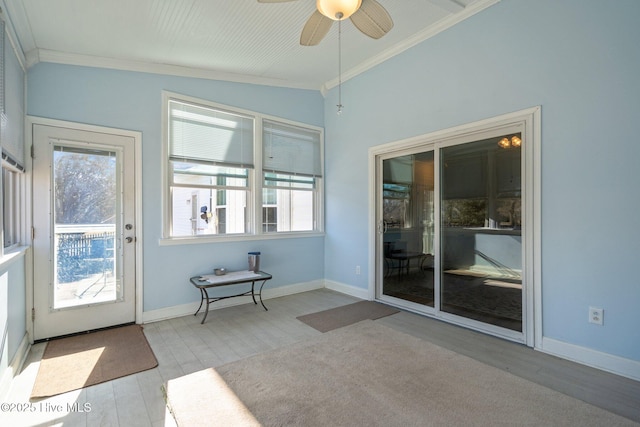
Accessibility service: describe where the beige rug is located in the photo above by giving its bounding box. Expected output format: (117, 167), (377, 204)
(296, 300), (399, 332)
(165, 321), (636, 426)
(31, 324), (158, 398)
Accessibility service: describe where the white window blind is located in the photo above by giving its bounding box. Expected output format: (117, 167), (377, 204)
(0, 18), (4, 116)
(263, 120), (322, 177)
(0, 18), (25, 172)
(169, 100), (254, 168)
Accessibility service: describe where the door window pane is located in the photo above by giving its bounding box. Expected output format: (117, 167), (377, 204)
(53, 146), (120, 309)
(440, 134), (522, 331)
(382, 152), (435, 307)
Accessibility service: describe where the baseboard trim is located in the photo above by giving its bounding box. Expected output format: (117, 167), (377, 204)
(0, 332), (30, 400)
(540, 337), (640, 381)
(324, 280), (370, 300)
(142, 279), (325, 324)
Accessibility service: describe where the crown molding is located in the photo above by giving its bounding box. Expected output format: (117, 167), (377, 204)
(24, 48), (38, 68)
(321, 0), (501, 92)
(429, 0), (465, 14)
(28, 48), (322, 91)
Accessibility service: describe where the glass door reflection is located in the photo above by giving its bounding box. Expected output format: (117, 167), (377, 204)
(440, 135), (523, 331)
(381, 152), (435, 307)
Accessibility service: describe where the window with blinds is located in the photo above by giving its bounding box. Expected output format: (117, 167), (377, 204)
(1, 18), (25, 249)
(262, 120), (322, 232)
(165, 93), (323, 239)
(1, 17), (26, 171)
(167, 99), (254, 237)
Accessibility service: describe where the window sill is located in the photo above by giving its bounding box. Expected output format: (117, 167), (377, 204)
(159, 231), (325, 246)
(0, 245), (30, 271)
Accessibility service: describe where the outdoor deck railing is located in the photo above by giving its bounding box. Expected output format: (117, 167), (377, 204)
(55, 225), (116, 283)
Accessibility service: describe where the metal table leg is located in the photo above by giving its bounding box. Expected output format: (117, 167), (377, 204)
(200, 288), (211, 324)
(258, 279), (268, 311)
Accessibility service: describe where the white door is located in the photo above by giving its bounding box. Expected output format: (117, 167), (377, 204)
(32, 124), (137, 340)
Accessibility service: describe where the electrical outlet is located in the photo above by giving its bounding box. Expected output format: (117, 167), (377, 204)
(355, 265), (361, 275)
(589, 307), (604, 325)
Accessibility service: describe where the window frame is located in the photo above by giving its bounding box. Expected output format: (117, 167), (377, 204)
(1, 157), (25, 253)
(161, 91), (324, 244)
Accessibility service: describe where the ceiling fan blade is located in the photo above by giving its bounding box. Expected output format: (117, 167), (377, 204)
(300, 10), (333, 46)
(350, 0), (393, 39)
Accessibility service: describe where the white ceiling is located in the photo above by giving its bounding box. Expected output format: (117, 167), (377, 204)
(3, 0), (499, 91)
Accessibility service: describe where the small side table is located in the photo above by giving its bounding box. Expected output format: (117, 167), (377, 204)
(386, 251), (426, 277)
(190, 270), (272, 324)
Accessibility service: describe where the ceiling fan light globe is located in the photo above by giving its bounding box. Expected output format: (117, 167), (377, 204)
(317, 0), (362, 20)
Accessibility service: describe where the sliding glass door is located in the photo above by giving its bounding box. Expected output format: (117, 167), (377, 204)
(376, 129), (525, 337)
(440, 135), (522, 332)
(380, 152), (435, 307)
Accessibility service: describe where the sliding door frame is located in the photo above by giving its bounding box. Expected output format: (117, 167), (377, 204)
(368, 107), (541, 347)
(374, 147), (440, 316)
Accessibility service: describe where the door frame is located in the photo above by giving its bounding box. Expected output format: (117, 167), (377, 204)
(368, 107), (541, 348)
(26, 116), (143, 343)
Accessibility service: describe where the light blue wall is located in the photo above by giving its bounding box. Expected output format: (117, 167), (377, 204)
(323, 0), (640, 361)
(27, 64), (325, 311)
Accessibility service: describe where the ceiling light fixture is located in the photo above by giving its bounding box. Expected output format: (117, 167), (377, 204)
(317, 0), (362, 20)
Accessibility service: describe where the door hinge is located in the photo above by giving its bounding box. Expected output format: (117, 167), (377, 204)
(32, 308), (35, 321)
(31, 227), (35, 240)
(31, 145), (35, 159)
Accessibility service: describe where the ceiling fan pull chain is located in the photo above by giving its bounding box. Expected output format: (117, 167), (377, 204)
(337, 15), (343, 115)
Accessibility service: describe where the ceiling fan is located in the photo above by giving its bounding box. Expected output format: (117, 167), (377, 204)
(258, 0), (394, 46)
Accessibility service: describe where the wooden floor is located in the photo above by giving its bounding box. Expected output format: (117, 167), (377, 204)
(2, 289), (639, 426)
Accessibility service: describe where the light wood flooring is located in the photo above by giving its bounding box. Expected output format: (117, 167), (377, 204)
(2, 289), (639, 426)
